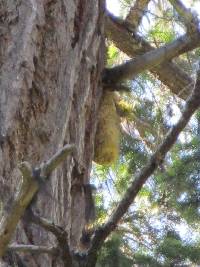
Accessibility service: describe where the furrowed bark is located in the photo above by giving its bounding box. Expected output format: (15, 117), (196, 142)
(0, 0), (105, 266)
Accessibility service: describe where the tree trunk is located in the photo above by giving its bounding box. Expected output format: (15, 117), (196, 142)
(0, 0), (105, 266)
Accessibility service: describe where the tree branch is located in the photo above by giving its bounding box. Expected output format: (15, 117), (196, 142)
(28, 210), (72, 267)
(103, 32), (193, 84)
(0, 144), (75, 258)
(8, 244), (58, 255)
(86, 66), (200, 266)
(26, 209), (63, 236)
(125, 0), (151, 30)
(103, 83), (131, 92)
(105, 11), (199, 99)
(168, 0), (199, 34)
(39, 144), (75, 177)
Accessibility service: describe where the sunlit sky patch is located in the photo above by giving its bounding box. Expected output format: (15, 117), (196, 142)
(106, 0), (120, 16)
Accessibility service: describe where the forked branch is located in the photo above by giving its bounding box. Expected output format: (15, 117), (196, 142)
(0, 144), (75, 258)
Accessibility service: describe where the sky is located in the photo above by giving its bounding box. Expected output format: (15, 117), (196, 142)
(106, 0), (200, 17)
(106, 0), (120, 16)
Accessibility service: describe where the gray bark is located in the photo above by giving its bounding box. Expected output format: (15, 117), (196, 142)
(0, 0), (105, 266)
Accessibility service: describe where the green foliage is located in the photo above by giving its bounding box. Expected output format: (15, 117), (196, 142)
(148, 21), (175, 44)
(96, 234), (133, 267)
(152, 137), (200, 223)
(107, 43), (120, 66)
(95, 1), (200, 266)
(157, 235), (186, 260)
(133, 253), (162, 267)
(157, 232), (200, 264)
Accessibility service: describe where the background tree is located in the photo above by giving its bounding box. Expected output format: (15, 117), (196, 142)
(0, 0), (200, 267)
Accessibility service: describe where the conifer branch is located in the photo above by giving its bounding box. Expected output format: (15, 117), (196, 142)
(86, 66), (200, 266)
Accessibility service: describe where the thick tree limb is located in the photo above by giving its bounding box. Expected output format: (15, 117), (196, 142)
(8, 244), (58, 255)
(0, 144), (75, 258)
(103, 32), (194, 84)
(105, 11), (199, 99)
(168, 0), (199, 34)
(86, 67), (200, 266)
(125, 0), (151, 30)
